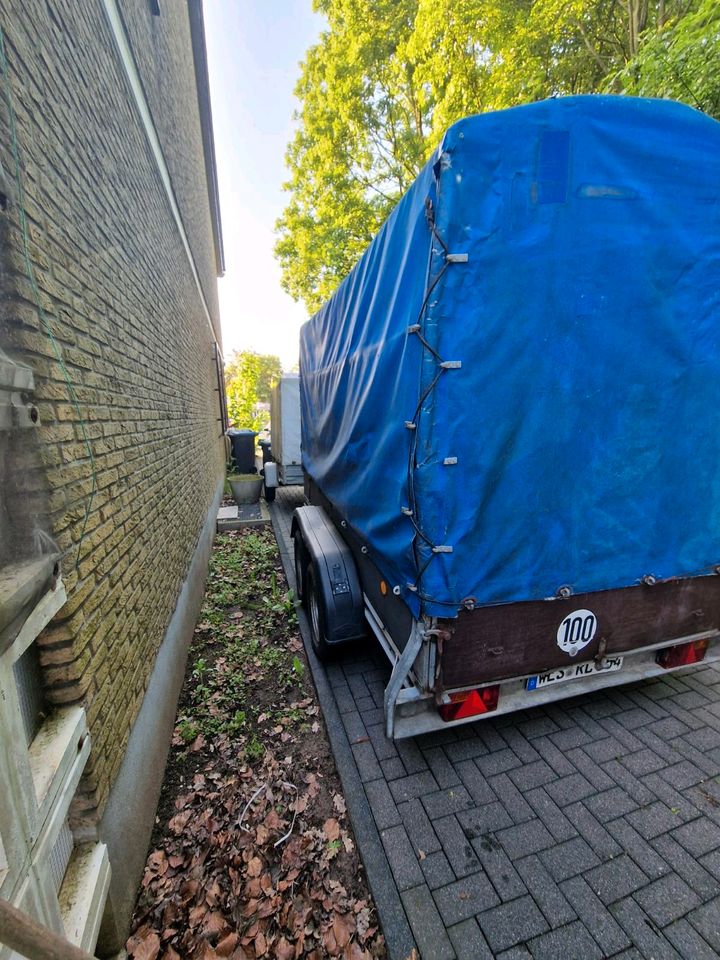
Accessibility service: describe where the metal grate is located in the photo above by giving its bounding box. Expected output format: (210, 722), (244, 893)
(13, 641), (47, 745)
(48, 820), (74, 892)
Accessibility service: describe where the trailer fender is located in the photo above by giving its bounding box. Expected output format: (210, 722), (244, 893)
(291, 505), (365, 647)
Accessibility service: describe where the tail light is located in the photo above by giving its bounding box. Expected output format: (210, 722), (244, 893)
(438, 685), (500, 722)
(656, 637), (710, 669)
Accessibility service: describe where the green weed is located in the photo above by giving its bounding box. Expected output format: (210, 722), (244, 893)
(245, 735), (264, 761)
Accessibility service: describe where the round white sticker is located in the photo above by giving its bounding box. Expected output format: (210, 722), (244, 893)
(556, 609), (598, 657)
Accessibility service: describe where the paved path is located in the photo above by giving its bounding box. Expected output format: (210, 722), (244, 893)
(271, 486), (720, 960)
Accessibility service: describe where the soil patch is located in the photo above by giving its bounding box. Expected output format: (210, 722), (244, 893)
(127, 528), (386, 960)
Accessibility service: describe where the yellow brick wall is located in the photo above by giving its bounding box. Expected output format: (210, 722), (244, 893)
(0, 0), (225, 823)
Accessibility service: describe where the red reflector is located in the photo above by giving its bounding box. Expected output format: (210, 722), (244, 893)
(438, 685), (500, 722)
(656, 638), (710, 669)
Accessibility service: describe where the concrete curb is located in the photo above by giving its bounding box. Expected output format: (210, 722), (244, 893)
(269, 500), (417, 960)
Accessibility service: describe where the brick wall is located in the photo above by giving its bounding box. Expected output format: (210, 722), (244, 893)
(0, 0), (225, 825)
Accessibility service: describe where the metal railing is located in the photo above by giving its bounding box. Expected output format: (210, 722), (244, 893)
(0, 898), (98, 960)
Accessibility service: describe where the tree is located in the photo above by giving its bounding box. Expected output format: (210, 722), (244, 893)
(408, 0), (699, 139)
(275, 0), (432, 312)
(609, 0), (720, 118)
(256, 354), (283, 403)
(277, 0), (710, 311)
(225, 351), (281, 430)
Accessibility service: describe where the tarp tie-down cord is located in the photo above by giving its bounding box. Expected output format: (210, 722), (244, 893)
(404, 197), (466, 606)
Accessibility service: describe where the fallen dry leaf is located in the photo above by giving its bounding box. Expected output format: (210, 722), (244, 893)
(168, 810), (192, 834)
(323, 818), (341, 842)
(215, 932), (239, 956)
(202, 910), (227, 936)
(344, 943), (368, 960)
(356, 907), (372, 942)
(322, 928), (339, 957)
(333, 913), (355, 949)
(131, 931), (161, 960)
(275, 937), (295, 960)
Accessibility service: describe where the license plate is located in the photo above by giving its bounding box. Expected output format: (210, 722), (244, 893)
(526, 656), (624, 691)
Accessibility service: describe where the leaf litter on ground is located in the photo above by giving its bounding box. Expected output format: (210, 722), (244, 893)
(127, 528), (386, 959)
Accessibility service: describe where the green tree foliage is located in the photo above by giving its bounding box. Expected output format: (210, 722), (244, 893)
(255, 354), (283, 403)
(277, 0), (715, 310)
(412, 0), (700, 136)
(225, 351), (281, 430)
(275, 0), (432, 313)
(608, 0), (720, 118)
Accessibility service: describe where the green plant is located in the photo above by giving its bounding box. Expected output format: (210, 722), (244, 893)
(227, 710), (247, 734)
(245, 735), (264, 761)
(259, 646), (284, 669)
(177, 720), (199, 743)
(264, 575), (297, 614)
(192, 657), (209, 678)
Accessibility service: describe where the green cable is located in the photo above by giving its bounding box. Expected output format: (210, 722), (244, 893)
(0, 23), (97, 576)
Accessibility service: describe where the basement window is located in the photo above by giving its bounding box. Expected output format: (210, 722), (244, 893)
(49, 820), (74, 893)
(13, 640), (48, 745)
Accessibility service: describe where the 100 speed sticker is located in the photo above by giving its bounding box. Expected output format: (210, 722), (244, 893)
(557, 609), (597, 657)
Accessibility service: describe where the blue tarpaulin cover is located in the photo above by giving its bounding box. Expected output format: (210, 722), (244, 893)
(299, 96), (720, 618)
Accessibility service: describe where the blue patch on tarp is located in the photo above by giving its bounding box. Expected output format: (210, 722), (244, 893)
(538, 129), (570, 203)
(300, 96), (720, 618)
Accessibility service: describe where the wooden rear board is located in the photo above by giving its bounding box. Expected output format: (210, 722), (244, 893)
(439, 575), (720, 689)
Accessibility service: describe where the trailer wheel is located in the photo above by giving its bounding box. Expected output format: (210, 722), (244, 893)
(306, 565), (331, 661)
(293, 534), (308, 603)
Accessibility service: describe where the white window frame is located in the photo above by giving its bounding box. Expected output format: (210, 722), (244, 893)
(0, 578), (110, 957)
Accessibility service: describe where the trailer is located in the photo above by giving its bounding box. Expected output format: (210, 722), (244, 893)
(269, 375), (303, 485)
(291, 96), (720, 738)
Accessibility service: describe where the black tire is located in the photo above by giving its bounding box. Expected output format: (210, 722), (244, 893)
(306, 565), (331, 661)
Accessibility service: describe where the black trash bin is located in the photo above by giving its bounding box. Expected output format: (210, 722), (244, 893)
(227, 428), (257, 474)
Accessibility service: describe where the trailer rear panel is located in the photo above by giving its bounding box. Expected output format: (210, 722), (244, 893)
(439, 576), (720, 688)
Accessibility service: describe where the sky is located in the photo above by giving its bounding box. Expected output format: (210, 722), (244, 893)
(203, 1), (325, 371)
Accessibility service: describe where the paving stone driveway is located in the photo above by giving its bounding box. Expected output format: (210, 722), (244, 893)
(271, 487), (720, 960)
